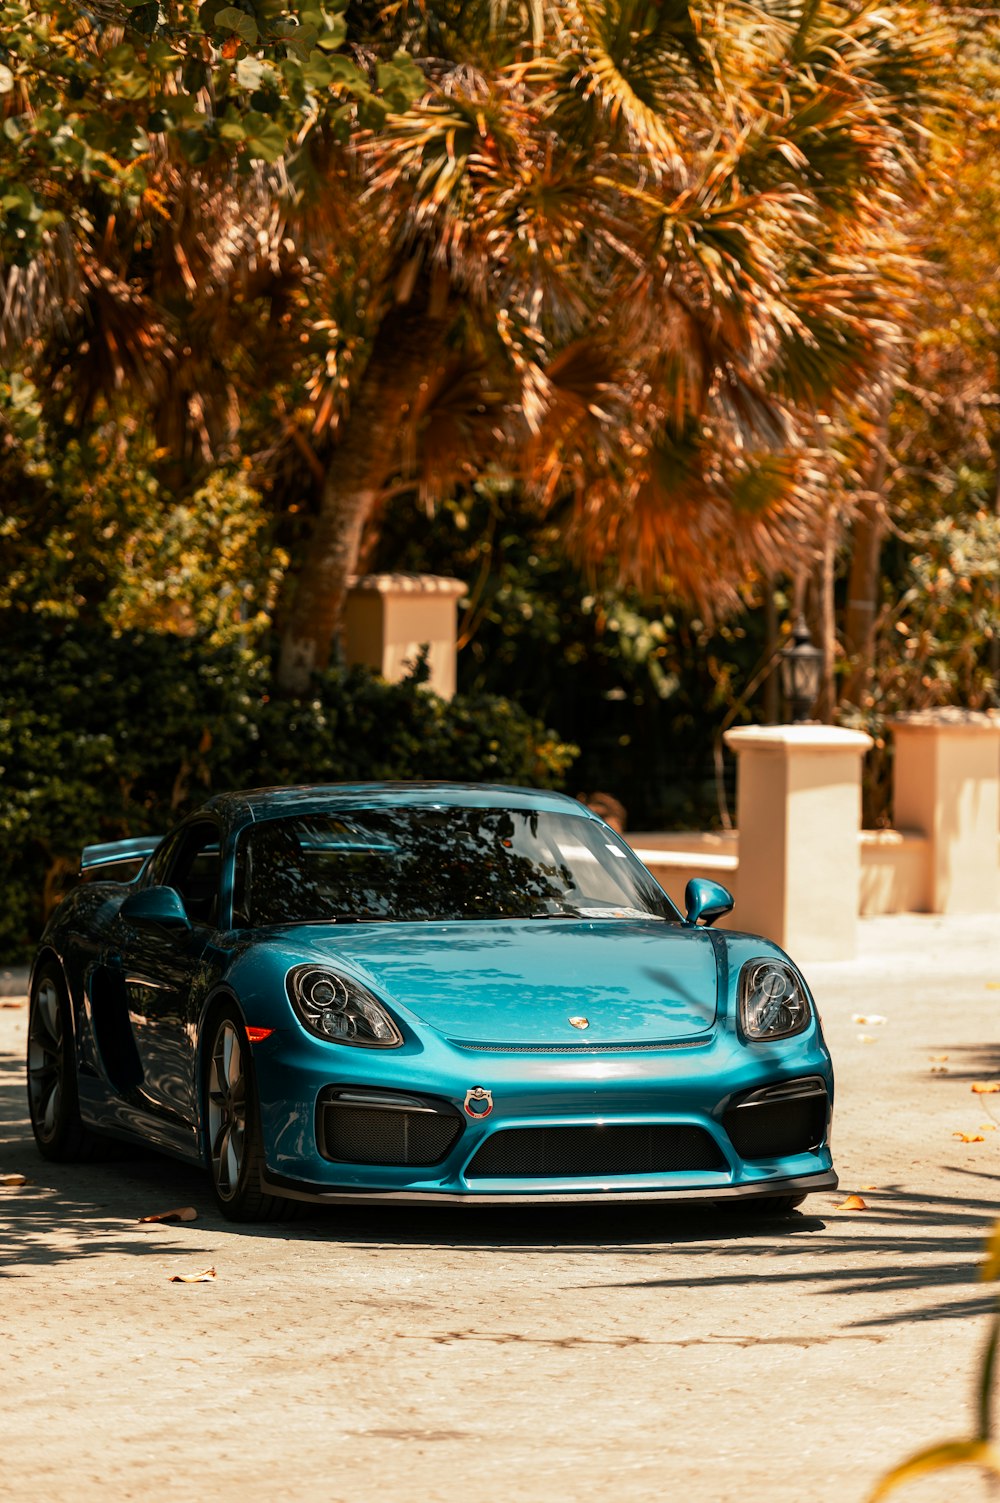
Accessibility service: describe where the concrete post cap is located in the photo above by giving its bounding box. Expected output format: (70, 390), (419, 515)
(890, 708), (1000, 735)
(723, 724), (873, 754)
(347, 573), (467, 598)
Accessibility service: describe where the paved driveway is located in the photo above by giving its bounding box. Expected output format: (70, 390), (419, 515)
(1, 915), (998, 1502)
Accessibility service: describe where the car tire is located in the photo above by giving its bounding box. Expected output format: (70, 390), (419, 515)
(27, 962), (97, 1162)
(203, 1003), (297, 1223)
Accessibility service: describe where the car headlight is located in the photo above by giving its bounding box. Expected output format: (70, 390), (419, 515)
(738, 959), (811, 1041)
(286, 966), (403, 1048)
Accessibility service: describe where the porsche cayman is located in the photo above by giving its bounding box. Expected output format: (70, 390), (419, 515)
(27, 783), (837, 1219)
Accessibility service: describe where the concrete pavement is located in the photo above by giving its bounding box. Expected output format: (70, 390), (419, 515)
(1, 914), (998, 1502)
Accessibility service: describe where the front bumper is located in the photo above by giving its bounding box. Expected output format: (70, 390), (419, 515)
(250, 1019), (837, 1206)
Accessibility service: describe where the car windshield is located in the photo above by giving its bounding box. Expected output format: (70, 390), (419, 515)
(232, 806), (677, 926)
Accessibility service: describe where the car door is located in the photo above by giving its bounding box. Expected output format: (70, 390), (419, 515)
(115, 818), (222, 1129)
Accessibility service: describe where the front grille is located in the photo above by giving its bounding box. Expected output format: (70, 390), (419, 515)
(723, 1094), (827, 1160)
(466, 1124), (726, 1179)
(319, 1094), (462, 1166)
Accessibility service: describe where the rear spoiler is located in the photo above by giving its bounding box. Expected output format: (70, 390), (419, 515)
(80, 836), (162, 874)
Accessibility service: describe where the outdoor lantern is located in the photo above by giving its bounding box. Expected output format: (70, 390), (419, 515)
(779, 615), (823, 723)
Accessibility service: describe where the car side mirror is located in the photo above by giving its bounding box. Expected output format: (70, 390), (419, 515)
(684, 877), (734, 928)
(119, 885), (191, 932)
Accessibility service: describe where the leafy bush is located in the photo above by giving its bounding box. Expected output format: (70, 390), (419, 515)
(839, 509), (1000, 826)
(0, 622), (576, 960)
(0, 398), (287, 648)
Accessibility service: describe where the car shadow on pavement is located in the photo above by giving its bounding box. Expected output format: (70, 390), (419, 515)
(6, 1035), (994, 1311)
(0, 1043), (832, 1271)
(292, 1198), (830, 1250)
(0, 1042), (219, 1273)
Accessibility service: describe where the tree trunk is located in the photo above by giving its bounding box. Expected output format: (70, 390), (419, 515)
(817, 506), (838, 721)
(841, 493), (885, 699)
(842, 386), (893, 705)
(275, 306), (449, 696)
(990, 443), (1000, 693)
(763, 577), (779, 724)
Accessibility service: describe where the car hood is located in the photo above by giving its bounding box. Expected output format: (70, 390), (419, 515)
(272, 919), (719, 1044)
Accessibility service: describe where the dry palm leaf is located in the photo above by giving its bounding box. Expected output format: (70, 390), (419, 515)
(169, 1267), (216, 1283)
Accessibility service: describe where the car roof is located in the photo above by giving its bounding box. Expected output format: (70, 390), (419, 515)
(202, 783), (592, 825)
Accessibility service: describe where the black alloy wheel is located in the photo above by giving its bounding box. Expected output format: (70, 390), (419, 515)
(27, 964), (95, 1161)
(203, 1004), (296, 1222)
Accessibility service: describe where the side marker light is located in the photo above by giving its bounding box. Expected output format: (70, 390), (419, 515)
(246, 1027), (274, 1043)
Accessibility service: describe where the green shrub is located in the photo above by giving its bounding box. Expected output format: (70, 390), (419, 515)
(0, 623), (576, 959)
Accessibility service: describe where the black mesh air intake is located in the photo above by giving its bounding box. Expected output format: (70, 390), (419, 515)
(319, 1093), (462, 1166)
(723, 1092), (827, 1160)
(466, 1123), (726, 1179)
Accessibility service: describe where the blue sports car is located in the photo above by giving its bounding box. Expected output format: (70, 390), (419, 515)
(27, 783), (836, 1220)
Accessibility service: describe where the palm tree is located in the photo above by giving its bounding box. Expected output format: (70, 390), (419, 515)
(274, 0), (946, 692)
(1, 2), (945, 697)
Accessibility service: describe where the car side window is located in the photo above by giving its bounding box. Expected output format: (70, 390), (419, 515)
(161, 821), (222, 927)
(143, 832), (181, 891)
(232, 833), (251, 928)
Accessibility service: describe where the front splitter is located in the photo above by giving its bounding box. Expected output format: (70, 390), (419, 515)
(259, 1168), (838, 1207)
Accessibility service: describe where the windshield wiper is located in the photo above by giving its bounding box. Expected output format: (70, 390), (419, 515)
(529, 909), (582, 920)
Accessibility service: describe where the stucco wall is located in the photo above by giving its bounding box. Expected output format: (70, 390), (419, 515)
(629, 828), (956, 919)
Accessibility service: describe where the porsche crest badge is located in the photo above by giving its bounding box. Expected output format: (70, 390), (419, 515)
(464, 1086), (493, 1118)
(569, 1016), (589, 1029)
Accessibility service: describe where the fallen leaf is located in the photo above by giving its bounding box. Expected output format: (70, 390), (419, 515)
(852, 1013), (887, 1026)
(857, 1034), (876, 1043)
(0, 998), (26, 1008)
(986, 983), (1000, 991)
(930, 1066), (949, 1074)
(0, 1172), (28, 1186)
(954, 1132), (986, 1143)
(929, 1055), (949, 1062)
(971, 1082), (1000, 1094)
(835, 1194), (868, 1211)
(861, 1184), (879, 1191)
(138, 1207), (197, 1225)
(983, 1223), (1000, 1282)
(980, 1124), (998, 1133)
(169, 1267), (216, 1284)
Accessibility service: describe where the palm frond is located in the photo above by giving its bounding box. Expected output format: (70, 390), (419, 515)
(770, 257), (913, 408)
(553, 0), (699, 180)
(521, 337), (625, 501)
(368, 83), (528, 299)
(562, 427), (827, 617)
(398, 354), (507, 500)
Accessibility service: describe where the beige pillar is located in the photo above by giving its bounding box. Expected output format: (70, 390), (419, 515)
(891, 709), (1000, 914)
(343, 574), (466, 700)
(723, 725), (873, 963)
